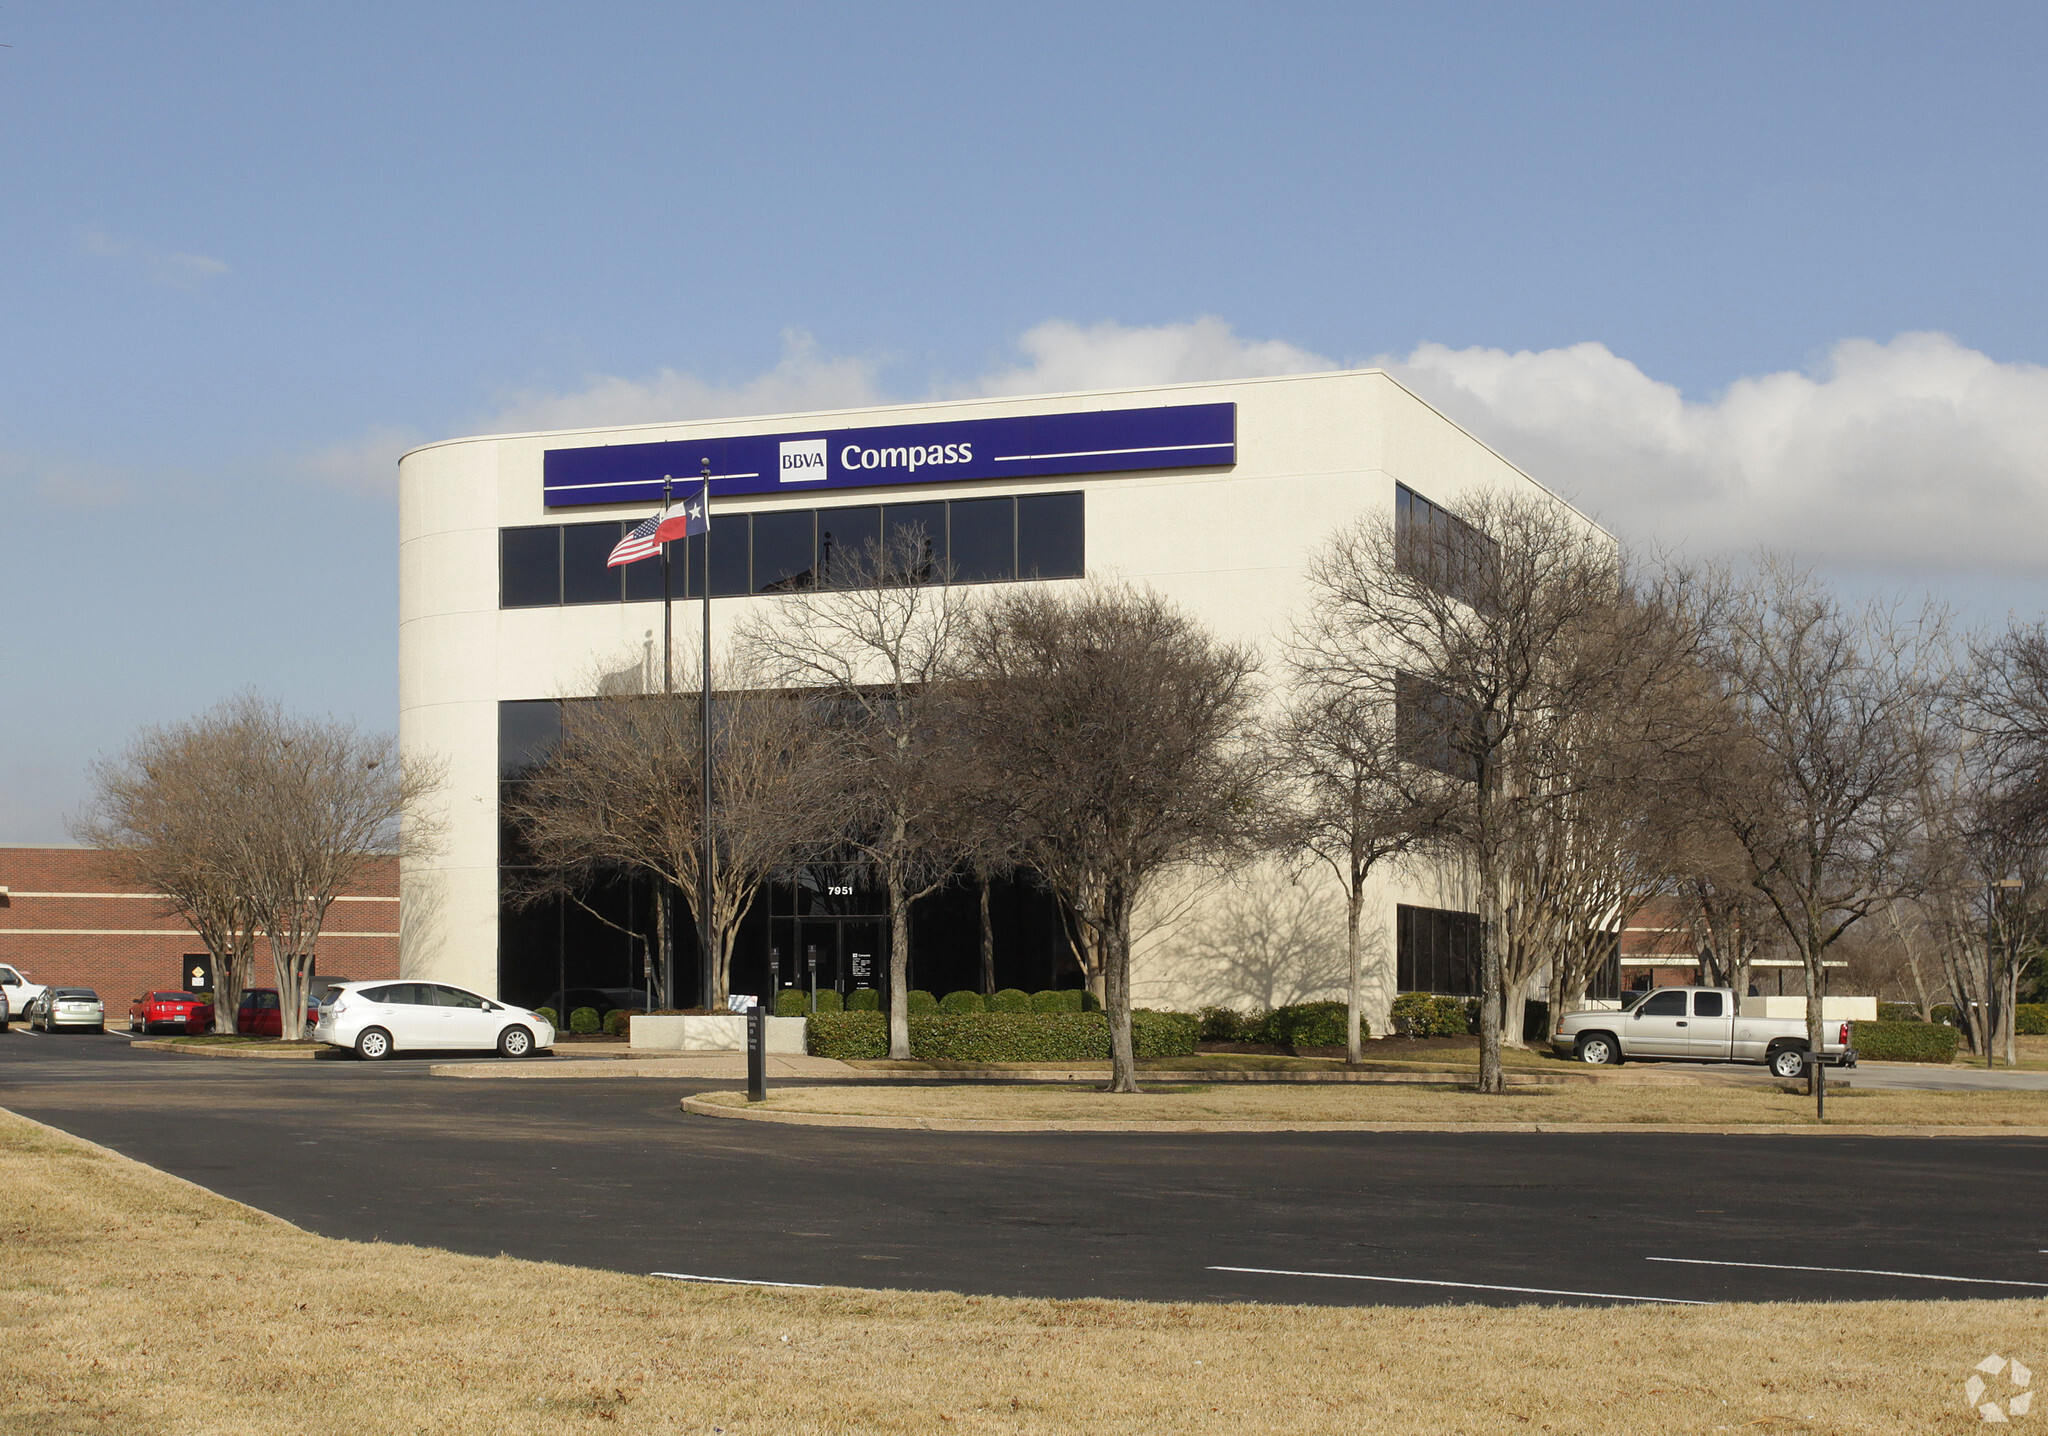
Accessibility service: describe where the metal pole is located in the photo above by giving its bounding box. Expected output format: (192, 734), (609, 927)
(1987, 882), (1997, 1070)
(660, 475), (675, 1007)
(699, 458), (716, 1011)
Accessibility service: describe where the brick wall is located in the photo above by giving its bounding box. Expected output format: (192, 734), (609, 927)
(0, 846), (398, 1005)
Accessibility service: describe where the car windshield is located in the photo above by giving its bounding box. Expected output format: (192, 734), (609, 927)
(1618, 990), (1647, 1011)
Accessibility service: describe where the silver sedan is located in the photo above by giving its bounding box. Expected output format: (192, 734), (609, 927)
(31, 988), (105, 1033)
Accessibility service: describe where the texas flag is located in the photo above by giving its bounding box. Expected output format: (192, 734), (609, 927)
(607, 492), (710, 567)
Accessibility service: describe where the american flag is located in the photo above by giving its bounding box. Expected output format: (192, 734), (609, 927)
(607, 492), (709, 567)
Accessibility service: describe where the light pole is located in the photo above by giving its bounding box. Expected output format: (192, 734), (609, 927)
(1990, 878), (2023, 1070)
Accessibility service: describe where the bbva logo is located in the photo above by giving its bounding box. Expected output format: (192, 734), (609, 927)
(779, 438), (828, 483)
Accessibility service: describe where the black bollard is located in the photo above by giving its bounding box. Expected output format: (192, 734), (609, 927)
(746, 1001), (767, 1103)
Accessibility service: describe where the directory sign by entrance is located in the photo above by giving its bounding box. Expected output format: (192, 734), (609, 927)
(542, 402), (1235, 508)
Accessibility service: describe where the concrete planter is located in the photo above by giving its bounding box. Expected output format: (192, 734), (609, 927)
(629, 1014), (807, 1054)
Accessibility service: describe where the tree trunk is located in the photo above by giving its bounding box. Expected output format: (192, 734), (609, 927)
(1499, 966), (1532, 1050)
(979, 878), (995, 995)
(1476, 854), (1504, 1094)
(1345, 879), (1365, 1064)
(1104, 905), (1137, 1094)
(887, 870), (912, 1060)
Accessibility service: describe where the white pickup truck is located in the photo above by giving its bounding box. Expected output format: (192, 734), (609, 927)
(1552, 986), (1856, 1077)
(0, 964), (48, 1026)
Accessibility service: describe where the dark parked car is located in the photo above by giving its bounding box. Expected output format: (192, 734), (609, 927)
(128, 991), (211, 1035)
(230, 988), (322, 1037)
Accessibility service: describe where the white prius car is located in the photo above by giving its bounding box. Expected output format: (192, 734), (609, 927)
(314, 980), (555, 1060)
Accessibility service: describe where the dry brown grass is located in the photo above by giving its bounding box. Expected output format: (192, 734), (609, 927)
(2, 1107), (2042, 1434)
(700, 1082), (2048, 1128)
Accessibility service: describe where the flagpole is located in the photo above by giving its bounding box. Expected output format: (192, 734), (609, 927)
(660, 475), (674, 696)
(698, 458), (716, 1009)
(659, 475), (674, 1008)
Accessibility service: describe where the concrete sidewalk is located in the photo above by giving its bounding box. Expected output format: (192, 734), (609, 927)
(433, 1053), (858, 1079)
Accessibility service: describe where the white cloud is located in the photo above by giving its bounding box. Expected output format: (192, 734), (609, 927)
(293, 425), (426, 499)
(479, 329), (887, 435)
(1382, 332), (2048, 573)
(81, 227), (229, 290)
(0, 450), (137, 510)
(960, 317), (1333, 397)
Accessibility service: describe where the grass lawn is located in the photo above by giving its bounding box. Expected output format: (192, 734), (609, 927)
(4, 1109), (2045, 1433)
(696, 1082), (2048, 1127)
(847, 1042), (1569, 1074)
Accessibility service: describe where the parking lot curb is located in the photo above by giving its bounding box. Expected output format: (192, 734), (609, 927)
(677, 1094), (2048, 1136)
(127, 1039), (324, 1059)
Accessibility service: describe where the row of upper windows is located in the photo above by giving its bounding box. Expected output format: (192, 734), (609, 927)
(501, 491), (1085, 609)
(1395, 482), (1497, 607)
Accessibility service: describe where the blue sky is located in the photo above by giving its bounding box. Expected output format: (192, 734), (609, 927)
(5, 2), (2047, 839)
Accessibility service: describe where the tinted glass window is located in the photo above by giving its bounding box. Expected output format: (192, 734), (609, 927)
(949, 497), (1014, 582)
(752, 510), (817, 592)
(499, 700), (563, 780)
(1693, 991), (1725, 1017)
(883, 502), (946, 580)
(1017, 492), (1084, 579)
(501, 527), (561, 607)
(359, 985), (400, 1002)
(622, 527), (669, 603)
(708, 515), (751, 597)
(562, 523), (624, 604)
(817, 506), (880, 586)
(432, 984), (486, 1009)
(1640, 991), (1687, 1016)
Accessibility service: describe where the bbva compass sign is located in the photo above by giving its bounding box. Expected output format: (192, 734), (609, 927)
(541, 402), (1236, 508)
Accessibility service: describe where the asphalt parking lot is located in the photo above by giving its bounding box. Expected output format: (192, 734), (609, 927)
(4, 1025), (2045, 1309)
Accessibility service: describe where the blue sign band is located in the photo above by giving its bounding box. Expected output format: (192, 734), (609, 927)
(542, 402), (1235, 508)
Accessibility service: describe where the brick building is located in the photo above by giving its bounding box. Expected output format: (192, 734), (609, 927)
(0, 845), (399, 1005)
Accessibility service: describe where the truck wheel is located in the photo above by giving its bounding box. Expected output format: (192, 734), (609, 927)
(1770, 1046), (1808, 1079)
(1576, 1034), (1619, 1065)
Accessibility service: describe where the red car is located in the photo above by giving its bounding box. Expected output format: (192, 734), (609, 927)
(230, 988), (322, 1037)
(127, 991), (210, 1035)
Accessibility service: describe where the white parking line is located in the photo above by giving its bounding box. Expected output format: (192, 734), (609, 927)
(1646, 1257), (2048, 1289)
(650, 1271), (823, 1289)
(1206, 1265), (1706, 1305)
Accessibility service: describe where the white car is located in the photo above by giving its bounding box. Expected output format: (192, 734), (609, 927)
(0, 965), (47, 1023)
(313, 980), (554, 1060)
(31, 988), (106, 1033)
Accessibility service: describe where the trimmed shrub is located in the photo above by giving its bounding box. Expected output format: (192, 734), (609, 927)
(939, 990), (986, 1014)
(1266, 1001), (1354, 1048)
(602, 1007), (642, 1037)
(804, 1010), (1201, 1062)
(1851, 1020), (1960, 1063)
(907, 989), (939, 1014)
(534, 1006), (559, 1028)
(987, 988), (1033, 1014)
(774, 989), (808, 1017)
(2016, 1003), (2048, 1036)
(807, 1011), (889, 1059)
(1196, 1005), (1246, 1042)
(846, 988), (881, 1012)
(1081, 990), (1102, 1011)
(568, 1007), (601, 1035)
(1933, 1004), (1961, 1027)
(1030, 989), (1079, 1013)
(812, 988), (843, 1014)
(1390, 992), (1469, 1038)
(1877, 1002), (1925, 1023)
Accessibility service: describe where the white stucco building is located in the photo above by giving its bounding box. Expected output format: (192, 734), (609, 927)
(397, 368), (1597, 1027)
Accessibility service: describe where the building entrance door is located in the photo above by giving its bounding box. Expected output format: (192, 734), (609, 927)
(789, 918), (889, 1003)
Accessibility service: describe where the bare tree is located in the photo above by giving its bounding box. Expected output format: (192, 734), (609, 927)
(952, 582), (1267, 1093)
(75, 704), (270, 1031)
(738, 529), (979, 1059)
(1699, 558), (1947, 1099)
(1272, 686), (1452, 1060)
(505, 657), (837, 1009)
(1297, 491), (1654, 1093)
(76, 694), (439, 1040)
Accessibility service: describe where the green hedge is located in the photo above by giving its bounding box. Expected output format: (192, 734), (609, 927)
(534, 1006), (559, 1028)
(939, 990), (986, 1014)
(1852, 1020), (1960, 1063)
(1197, 1005), (1246, 1041)
(1389, 993), (1472, 1037)
(806, 1010), (1200, 1062)
(568, 1007), (601, 1034)
(2017, 1003), (2048, 1036)
(1031, 989), (1082, 1013)
(907, 989), (939, 1014)
(602, 1007), (641, 1036)
(846, 988), (880, 1012)
(1933, 1004), (1960, 1026)
(1247, 1001), (1359, 1047)
(1877, 1002), (1925, 1023)
(774, 989), (807, 1017)
(987, 988), (1033, 1013)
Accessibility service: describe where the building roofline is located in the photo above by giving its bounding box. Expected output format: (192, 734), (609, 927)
(401, 364), (1612, 542)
